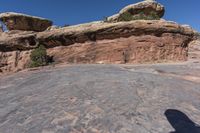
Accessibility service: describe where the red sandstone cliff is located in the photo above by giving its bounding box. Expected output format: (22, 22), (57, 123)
(0, 0), (197, 74)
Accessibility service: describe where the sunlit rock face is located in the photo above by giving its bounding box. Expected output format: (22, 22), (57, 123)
(0, 12), (52, 32)
(108, 0), (165, 22)
(0, 20), (195, 73)
(0, 0), (197, 74)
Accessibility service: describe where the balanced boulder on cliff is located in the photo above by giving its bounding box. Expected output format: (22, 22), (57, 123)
(108, 0), (165, 22)
(0, 12), (52, 32)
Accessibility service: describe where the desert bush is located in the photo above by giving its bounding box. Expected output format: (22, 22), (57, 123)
(147, 12), (160, 20)
(118, 12), (133, 21)
(29, 45), (49, 68)
(118, 11), (160, 22)
(103, 16), (109, 22)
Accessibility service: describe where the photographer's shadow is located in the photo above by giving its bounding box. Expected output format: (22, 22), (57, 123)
(165, 109), (200, 133)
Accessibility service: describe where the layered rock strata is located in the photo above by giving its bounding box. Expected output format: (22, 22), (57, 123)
(0, 12), (52, 32)
(0, 0), (197, 74)
(0, 20), (195, 73)
(108, 0), (165, 22)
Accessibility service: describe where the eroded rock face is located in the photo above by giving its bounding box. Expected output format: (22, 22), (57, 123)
(108, 0), (165, 22)
(0, 12), (52, 32)
(0, 30), (38, 51)
(0, 20), (195, 73)
(0, 50), (32, 73)
(47, 34), (189, 64)
(189, 39), (200, 60)
(120, 0), (164, 17)
(0, 25), (3, 32)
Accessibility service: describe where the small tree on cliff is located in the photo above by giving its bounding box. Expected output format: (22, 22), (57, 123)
(29, 45), (48, 67)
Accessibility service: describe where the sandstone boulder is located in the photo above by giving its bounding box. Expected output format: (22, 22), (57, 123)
(0, 12), (52, 32)
(120, 0), (165, 17)
(108, 0), (165, 22)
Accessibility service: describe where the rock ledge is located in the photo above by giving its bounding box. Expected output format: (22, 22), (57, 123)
(0, 12), (52, 32)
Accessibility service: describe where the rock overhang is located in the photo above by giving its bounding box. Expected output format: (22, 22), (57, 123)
(0, 0), (198, 74)
(107, 0), (165, 22)
(0, 20), (195, 51)
(0, 12), (53, 32)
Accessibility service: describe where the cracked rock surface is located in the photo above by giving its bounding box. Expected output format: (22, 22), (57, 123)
(0, 63), (200, 133)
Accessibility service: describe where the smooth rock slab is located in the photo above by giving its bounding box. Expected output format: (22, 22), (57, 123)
(0, 64), (200, 133)
(0, 12), (52, 32)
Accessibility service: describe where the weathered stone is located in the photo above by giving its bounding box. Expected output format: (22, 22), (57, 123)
(120, 0), (164, 17)
(108, 0), (165, 22)
(47, 34), (190, 64)
(37, 20), (194, 46)
(0, 25), (3, 32)
(189, 39), (200, 61)
(0, 30), (38, 51)
(0, 20), (195, 73)
(0, 50), (32, 73)
(0, 12), (52, 32)
(46, 25), (61, 31)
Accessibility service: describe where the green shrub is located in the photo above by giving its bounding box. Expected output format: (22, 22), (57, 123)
(118, 12), (133, 21)
(147, 12), (160, 20)
(118, 11), (160, 22)
(103, 16), (109, 22)
(29, 45), (48, 68)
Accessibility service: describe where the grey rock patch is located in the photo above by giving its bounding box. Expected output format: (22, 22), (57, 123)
(0, 64), (200, 133)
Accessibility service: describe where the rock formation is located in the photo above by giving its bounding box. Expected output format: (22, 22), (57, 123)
(108, 0), (165, 22)
(0, 0), (197, 74)
(189, 34), (200, 61)
(0, 12), (52, 32)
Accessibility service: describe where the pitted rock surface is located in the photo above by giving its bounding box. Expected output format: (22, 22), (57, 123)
(0, 12), (52, 32)
(108, 0), (165, 22)
(0, 64), (200, 133)
(0, 20), (195, 73)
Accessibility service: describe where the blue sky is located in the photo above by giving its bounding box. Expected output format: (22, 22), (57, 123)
(0, 0), (199, 31)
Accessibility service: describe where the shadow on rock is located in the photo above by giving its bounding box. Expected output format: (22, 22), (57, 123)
(165, 109), (200, 133)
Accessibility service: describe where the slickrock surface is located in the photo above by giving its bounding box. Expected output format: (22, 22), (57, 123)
(0, 63), (200, 133)
(0, 12), (52, 32)
(0, 1), (200, 133)
(0, 20), (195, 73)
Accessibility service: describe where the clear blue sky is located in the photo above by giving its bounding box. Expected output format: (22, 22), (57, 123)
(0, 0), (199, 31)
